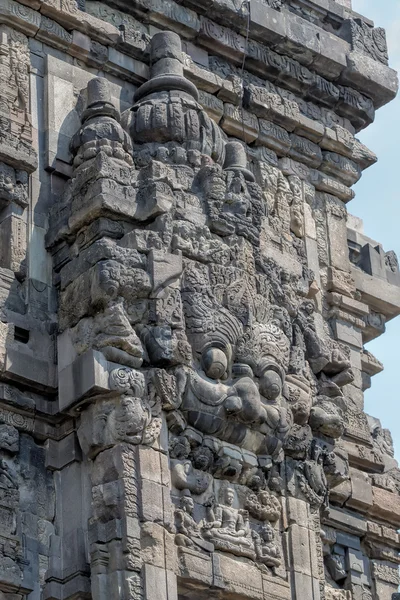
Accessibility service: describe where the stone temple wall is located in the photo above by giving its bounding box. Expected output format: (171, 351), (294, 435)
(0, 0), (398, 599)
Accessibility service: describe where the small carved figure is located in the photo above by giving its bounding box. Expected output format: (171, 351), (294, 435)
(203, 487), (255, 558)
(309, 398), (344, 439)
(385, 250), (399, 273)
(109, 368), (157, 445)
(0, 425), (19, 454)
(171, 459), (212, 495)
(169, 435), (191, 460)
(253, 523), (281, 568)
(297, 440), (331, 507)
(0, 459), (18, 489)
(175, 493), (213, 552)
(245, 489), (281, 522)
(191, 445), (214, 472)
(325, 552), (347, 583)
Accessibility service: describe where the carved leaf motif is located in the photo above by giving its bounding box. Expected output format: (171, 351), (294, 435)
(109, 368), (145, 396)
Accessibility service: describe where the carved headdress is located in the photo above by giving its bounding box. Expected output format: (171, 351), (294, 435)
(236, 322), (290, 375)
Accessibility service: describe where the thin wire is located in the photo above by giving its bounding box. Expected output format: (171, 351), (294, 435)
(239, 0), (251, 157)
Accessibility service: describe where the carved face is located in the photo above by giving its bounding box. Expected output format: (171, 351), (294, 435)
(201, 347), (228, 380)
(192, 446), (213, 471)
(302, 301), (314, 316)
(224, 487), (235, 506)
(259, 369), (282, 401)
(181, 496), (194, 514)
(113, 395), (151, 443)
(260, 524), (275, 543)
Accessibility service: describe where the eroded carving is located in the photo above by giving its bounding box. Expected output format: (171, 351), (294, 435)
(203, 486), (255, 559)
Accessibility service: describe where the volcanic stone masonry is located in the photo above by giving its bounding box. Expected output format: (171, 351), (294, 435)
(0, 0), (399, 598)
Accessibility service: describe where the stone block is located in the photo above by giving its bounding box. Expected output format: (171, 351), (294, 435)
(289, 524), (312, 575)
(198, 17), (245, 63)
(324, 506), (367, 535)
(249, 1), (287, 45)
(340, 51), (398, 109)
(333, 320), (363, 349)
(58, 349), (110, 412)
(198, 90), (224, 123)
(218, 552), (263, 598)
(345, 547), (370, 586)
(304, 204), (316, 240)
(329, 479), (351, 505)
(369, 487), (400, 527)
(148, 1), (200, 38)
(221, 103), (259, 143)
(289, 134), (322, 168)
(0, 0), (42, 35)
(279, 14), (320, 66)
(346, 467), (373, 513)
(257, 119), (291, 156)
(311, 170), (355, 202)
(294, 114), (325, 143)
(292, 572), (318, 600)
(321, 152), (361, 186)
(352, 266), (400, 319)
(138, 446), (162, 484)
(37, 15), (72, 50)
(313, 29), (349, 79)
(3, 346), (57, 392)
(177, 547), (213, 586)
(140, 479), (164, 523)
(141, 521), (167, 569)
(184, 57), (222, 93)
(149, 250), (183, 297)
(361, 350), (383, 376)
(46, 432), (82, 471)
(143, 564), (177, 600)
(336, 531), (361, 550)
(279, 157), (311, 180)
(108, 47), (149, 83)
(359, 243), (387, 280)
(183, 41), (208, 67)
(0, 212), (27, 275)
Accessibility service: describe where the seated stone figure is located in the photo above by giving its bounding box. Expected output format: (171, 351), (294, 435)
(175, 493), (213, 553)
(203, 487), (255, 559)
(253, 523), (281, 568)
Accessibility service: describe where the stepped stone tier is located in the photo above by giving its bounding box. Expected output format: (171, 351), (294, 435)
(0, 0), (399, 598)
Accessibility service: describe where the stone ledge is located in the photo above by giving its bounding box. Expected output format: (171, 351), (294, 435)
(58, 348), (111, 412)
(0, 0), (388, 172)
(368, 487), (400, 528)
(106, 0), (397, 114)
(361, 350), (384, 377)
(323, 505), (368, 535)
(340, 51), (398, 109)
(352, 266), (400, 321)
(1, 0), (393, 133)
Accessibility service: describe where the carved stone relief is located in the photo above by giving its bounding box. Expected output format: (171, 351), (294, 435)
(44, 28), (387, 592)
(0, 0), (395, 597)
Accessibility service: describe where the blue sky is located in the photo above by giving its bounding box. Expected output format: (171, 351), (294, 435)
(351, 0), (400, 459)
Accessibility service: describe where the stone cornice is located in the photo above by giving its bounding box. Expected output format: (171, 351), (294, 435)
(0, 0), (395, 138)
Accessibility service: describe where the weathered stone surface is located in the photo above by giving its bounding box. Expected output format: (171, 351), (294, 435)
(0, 2), (397, 599)
(369, 487), (400, 527)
